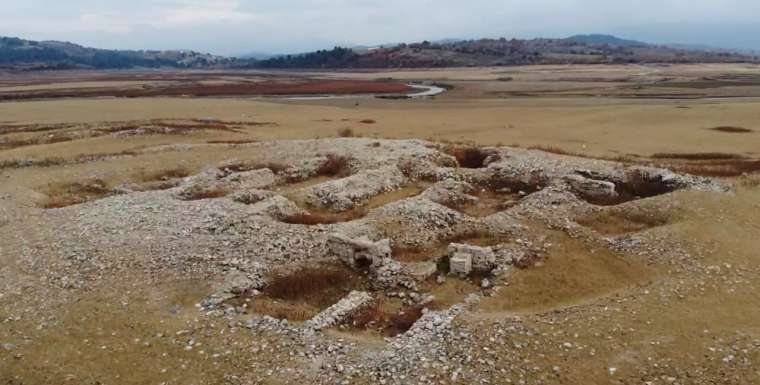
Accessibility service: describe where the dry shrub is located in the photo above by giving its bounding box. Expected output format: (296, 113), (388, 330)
(337, 127), (355, 138)
(266, 266), (361, 308)
(359, 119), (376, 124)
(443, 146), (491, 168)
(348, 299), (428, 337)
(709, 126), (754, 133)
(316, 154), (352, 177)
(43, 179), (111, 208)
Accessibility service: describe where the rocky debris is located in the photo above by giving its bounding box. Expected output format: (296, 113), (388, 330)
(202, 269), (264, 309)
(248, 196), (306, 220)
(222, 168), (276, 190)
(302, 166), (406, 212)
(231, 189), (276, 205)
(403, 261), (439, 281)
(304, 291), (374, 331)
(327, 233), (391, 269)
(448, 243), (496, 273)
(564, 174), (618, 202)
(421, 180), (478, 207)
(368, 197), (477, 246)
(370, 257), (418, 290)
(174, 167), (227, 200)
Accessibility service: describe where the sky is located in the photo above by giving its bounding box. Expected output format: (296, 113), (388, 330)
(2, 0), (760, 56)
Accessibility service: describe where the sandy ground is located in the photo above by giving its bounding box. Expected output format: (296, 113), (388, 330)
(1, 95), (759, 160)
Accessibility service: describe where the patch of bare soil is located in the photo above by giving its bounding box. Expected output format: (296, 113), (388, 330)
(479, 231), (655, 313)
(576, 209), (672, 235)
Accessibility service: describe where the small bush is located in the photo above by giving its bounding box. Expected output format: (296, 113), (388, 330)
(337, 127), (355, 137)
(359, 119), (376, 124)
(316, 154), (352, 177)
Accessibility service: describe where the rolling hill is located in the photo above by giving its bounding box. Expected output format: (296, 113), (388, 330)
(2, 34), (758, 71)
(0, 36), (243, 70)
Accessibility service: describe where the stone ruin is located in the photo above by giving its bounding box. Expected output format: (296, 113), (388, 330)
(448, 243), (496, 276)
(304, 291), (374, 332)
(327, 233), (392, 269)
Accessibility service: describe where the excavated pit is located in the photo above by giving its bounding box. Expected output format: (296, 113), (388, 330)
(578, 170), (678, 206)
(227, 264), (370, 322)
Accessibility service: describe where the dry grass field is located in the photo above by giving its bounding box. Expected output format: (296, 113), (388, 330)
(1, 64), (760, 384)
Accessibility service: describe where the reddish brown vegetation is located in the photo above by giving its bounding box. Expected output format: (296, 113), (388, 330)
(43, 179), (112, 208)
(0, 80), (413, 101)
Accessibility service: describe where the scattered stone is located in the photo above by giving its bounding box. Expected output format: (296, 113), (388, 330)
(304, 291), (374, 331)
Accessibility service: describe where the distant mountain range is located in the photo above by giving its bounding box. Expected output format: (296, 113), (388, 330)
(256, 35), (759, 69)
(2, 34), (758, 71)
(0, 36), (243, 70)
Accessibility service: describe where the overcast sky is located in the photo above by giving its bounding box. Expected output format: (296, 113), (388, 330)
(2, 0), (759, 55)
